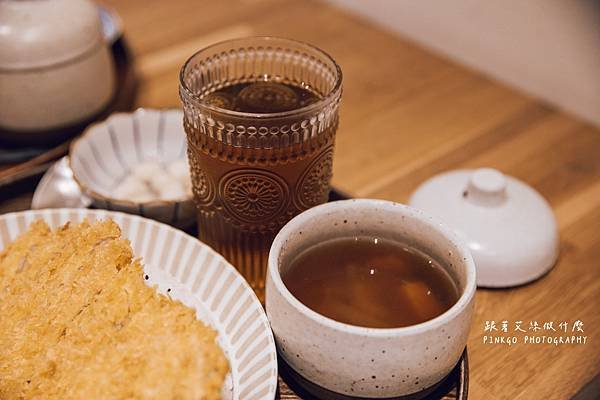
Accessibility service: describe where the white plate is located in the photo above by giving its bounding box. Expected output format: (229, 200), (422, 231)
(0, 208), (277, 400)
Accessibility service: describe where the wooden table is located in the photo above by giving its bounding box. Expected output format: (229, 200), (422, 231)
(1, 0), (599, 398)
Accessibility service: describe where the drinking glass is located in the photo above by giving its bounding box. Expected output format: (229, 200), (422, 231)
(179, 37), (342, 299)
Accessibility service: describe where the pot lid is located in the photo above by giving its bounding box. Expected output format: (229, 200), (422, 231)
(409, 168), (559, 288)
(0, 0), (104, 70)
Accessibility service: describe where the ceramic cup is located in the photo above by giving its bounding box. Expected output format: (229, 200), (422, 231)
(266, 199), (476, 398)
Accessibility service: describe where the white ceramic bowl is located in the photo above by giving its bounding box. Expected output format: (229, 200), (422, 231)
(69, 109), (196, 227)
(0, 208), (278, 400)
(266, 199), (476, 398)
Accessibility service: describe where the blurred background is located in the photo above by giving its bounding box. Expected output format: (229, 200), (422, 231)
(105, 0), (599, 202)
(328, 0), (600, 127)
(2, 0), (599, 207)
(4, 0), (598, 209)
(120, 0), (600, 127)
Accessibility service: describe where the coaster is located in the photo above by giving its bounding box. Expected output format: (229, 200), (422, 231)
(277, 350), (468, 400)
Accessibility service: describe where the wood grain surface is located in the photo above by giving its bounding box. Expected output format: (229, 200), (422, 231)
(1, 0), (599, 398)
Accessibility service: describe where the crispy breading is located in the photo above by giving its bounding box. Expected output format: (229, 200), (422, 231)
(0, 220), (228, 400)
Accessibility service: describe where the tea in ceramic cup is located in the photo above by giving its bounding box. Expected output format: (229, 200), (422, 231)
(266, 199), (476, 398)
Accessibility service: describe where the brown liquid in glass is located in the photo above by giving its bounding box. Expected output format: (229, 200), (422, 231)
(283, 237), (459, 328)
(188, 80), (335, 300)
(204, 81), (320, 113)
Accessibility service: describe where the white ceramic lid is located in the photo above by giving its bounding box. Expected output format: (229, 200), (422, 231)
(0, 0), (104, 70)
(409, 168), (559, 287)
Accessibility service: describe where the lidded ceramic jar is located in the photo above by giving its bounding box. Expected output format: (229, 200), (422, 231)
(0, 0), (115, 140)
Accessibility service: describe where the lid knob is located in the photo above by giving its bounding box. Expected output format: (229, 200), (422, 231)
(465, 168), (507, 206)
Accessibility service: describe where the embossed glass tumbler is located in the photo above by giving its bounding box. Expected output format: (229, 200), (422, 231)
(179, 37), (342, 298)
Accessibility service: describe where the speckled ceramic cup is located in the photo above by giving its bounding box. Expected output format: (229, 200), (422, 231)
(266, 199), (476, 398)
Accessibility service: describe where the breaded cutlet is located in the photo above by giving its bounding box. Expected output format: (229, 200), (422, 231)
(0, 220), (228, 400)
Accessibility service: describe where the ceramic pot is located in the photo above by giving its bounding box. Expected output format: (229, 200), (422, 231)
(0, 0), (115, 142)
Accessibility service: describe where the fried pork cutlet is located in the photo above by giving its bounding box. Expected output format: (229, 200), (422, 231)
(0, 220), (228, 399)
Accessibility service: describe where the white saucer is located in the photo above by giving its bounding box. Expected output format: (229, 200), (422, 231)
(31, 157), (91, 210)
